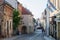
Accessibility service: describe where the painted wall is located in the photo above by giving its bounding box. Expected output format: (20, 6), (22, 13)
(22, 15), (34, 33)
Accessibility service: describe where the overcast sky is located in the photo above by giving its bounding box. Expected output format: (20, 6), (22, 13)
(18, 0), (48, 19)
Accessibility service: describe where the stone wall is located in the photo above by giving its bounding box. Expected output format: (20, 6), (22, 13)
(0, 0), (4, 37)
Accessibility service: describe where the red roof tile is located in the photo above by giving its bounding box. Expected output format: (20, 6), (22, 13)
(22, 7), (33, 16)
(18, 3), (33, 16)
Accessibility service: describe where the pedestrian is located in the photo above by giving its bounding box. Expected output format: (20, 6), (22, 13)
(42, 27), (45, 36)
(16, 30), (19, 35)
(42, 27), (44, 33)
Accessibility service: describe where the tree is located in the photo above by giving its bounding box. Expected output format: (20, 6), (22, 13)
(13, 9), (20, 30)
(33, 18), (37, 26)
(33, 18), (36, 23)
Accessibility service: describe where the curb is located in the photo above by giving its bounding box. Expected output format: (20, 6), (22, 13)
(44, 36), (55, 40)
(0, 35), (20, 40)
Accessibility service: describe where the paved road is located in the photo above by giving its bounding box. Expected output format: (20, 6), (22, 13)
(14, 29), (45, 40)
(2, 29), (45, 40)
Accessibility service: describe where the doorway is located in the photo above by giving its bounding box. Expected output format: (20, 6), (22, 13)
(21, 26), (27, 34)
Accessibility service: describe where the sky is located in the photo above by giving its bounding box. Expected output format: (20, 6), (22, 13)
(18, 0), (48, 19)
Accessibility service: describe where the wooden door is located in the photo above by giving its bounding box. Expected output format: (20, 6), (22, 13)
(57, 22), (60, 39)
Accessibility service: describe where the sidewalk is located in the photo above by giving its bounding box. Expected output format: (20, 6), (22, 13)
(0, 35), (20, 40)
(44, 36), (56, 40)
(0, 33), (37, 40)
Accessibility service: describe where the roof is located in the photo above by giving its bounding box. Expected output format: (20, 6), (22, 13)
(5, 1), (14, 9)
(5, 0), (17, 9)
(22, 7), (33, 16)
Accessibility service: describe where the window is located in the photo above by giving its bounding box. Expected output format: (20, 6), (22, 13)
(58, 0), (59, 9)
(55, 0), (57, 8)
(59, 0), (60, 9)
(54, 0), (56, 7)
(0, 5), (3, 12)
(0, 25), (1, 34)
(7, 21), (9, 35)
(4, 7), (7, 14)
(0, 0), (4, 5)
(45, 10), (47, 15)
(10, 21), (11, 29)
(52, 0), (54, 5)
(50, 0), (54, 4)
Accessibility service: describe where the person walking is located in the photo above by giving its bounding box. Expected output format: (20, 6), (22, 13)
(42, 27), (45, 36)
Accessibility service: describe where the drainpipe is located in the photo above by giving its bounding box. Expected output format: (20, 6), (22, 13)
(46, 8), (50, 36)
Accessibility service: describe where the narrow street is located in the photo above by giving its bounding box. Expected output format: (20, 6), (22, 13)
(2, 29), (55, 40)
(2, 29), (45, 40)
(0, 0), (60, 40)
(14, 29), (45, 40)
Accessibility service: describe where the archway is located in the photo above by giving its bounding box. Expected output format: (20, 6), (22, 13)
(21, 26), (27, 34)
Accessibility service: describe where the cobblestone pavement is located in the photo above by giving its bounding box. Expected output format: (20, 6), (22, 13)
(1, 29), (55, 40)
(14, 29), (45, 40)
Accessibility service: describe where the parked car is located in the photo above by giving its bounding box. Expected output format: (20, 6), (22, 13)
(37, 27), (42, 29)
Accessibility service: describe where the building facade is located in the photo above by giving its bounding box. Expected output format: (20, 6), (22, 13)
(22, 15), (34, 33)
(42, 9), (47, 30)
(47, 0), (60, 39)
(42, 8), (50, 36)
(0, 0), (17, 37)
(22, 7), (34, 34)
(2, 3), (13, 37)
(17, 2), (23, 34)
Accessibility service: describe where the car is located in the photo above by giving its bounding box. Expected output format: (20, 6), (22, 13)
(37, 26), (44, 29)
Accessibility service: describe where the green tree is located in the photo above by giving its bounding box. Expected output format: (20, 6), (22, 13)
(13, 9), (20, 30)
(33, 18), (36, 23)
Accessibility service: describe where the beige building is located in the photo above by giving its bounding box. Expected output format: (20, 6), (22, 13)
(0, 0), (17, 38)
(40, 18), (45, 29)
(50, 0), (60, 17)
(41, 10), (47, 30)
(2, 4), (13, 37)
(22, 7), (34, 34)
(50, 0), (60, 10)
(49, 0), (60, 39)
(22, 14), (34, 33)
(17, 2), (23, 34)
